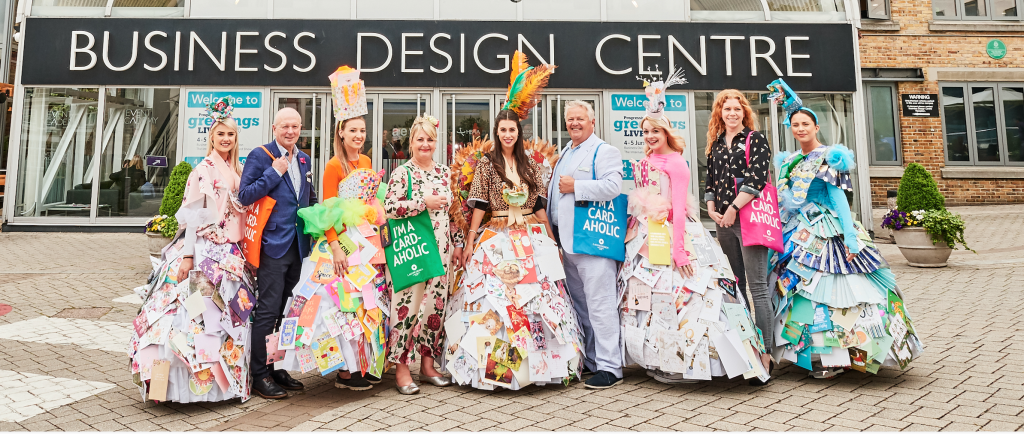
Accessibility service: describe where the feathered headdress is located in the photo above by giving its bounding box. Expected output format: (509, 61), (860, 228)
(329, 66), (369, 122)
(767, 78), (817, 127)
(205, 97), (234, 123)
(502, 51), (556, 120)
(639, 67), (687, 119)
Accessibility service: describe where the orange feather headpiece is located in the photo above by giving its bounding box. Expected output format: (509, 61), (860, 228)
(502, 51), (556, 120)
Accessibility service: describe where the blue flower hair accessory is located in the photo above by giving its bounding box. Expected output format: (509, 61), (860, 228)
(767, 78), (817, 127)
(205, 96), (234, 123)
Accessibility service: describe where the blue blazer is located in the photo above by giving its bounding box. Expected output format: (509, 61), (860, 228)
(238, 140), (318, 259)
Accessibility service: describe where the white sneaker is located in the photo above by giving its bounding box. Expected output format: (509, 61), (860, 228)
(810, 368), (845, 379)
(647, 369), (700, 384)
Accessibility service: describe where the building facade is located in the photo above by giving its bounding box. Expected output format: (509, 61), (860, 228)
(4, 0), (872, 230)
(860, 0), (1024, 206)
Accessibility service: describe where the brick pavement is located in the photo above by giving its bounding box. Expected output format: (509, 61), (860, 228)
(0, 205), (1022, 431)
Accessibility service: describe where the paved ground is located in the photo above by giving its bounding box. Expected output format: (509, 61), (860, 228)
(0, 205), (1022, 432)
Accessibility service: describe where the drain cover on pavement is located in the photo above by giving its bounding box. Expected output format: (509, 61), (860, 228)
(0, 304), (11, 316)
(52, 307), (111, 319)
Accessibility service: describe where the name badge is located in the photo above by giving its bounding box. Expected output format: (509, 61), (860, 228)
(578, 167), (591, 173)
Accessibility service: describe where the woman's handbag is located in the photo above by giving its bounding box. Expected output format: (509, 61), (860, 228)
(736, 132), (784, 253)
(573, 143), (628, 261)
(383, 168), (446, 292)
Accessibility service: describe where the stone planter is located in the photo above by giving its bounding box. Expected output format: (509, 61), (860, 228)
(147, 231), (171, 257)
(893, 227), (952, 268)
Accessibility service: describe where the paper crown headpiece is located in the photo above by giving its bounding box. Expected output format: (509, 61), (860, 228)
(205, 96), (234, 123)
(329, 66), (369, 122)
(638, 66), (687, 120)
(767, 78), (818, 127)
(502, 51), (556, 120)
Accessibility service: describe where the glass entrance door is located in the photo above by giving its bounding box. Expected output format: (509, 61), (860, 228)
(442, 94), (493, 166)
(377, 94), (430, 182)
(276, 92), (329, 197)
(546, 94), (601, 152)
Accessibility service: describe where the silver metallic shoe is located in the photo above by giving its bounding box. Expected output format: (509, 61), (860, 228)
(420, 375), (453, 387)
(396, 382), (420, 395)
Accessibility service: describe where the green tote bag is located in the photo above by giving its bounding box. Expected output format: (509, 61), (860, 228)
(382, 167), (446, 292)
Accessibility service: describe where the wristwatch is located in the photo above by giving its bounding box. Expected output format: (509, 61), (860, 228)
(730, 203), (741, 212)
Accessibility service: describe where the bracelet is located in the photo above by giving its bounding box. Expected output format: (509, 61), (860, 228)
(183, 255), (194, 259)
(730, 203), (741, 212)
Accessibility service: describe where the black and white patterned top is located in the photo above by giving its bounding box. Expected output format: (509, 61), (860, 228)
(704, 128), (772, 214)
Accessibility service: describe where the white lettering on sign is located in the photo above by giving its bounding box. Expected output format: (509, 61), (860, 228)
(293, 32), (316, 72)
(358, 32), (392, 73)
(668, 35), (706, 76)
(785, 36), (811, 77)
(710, 35), (744, 76)
(144, 31), (168, 71)
(264, 32), (287, 72)
(402, 33), (424, 73)
(70, 31), (97, 71)
(750, 36), (783, 77)
(430, 33), (452, 73)
(473, 33), (509, 74)
(103, 31), (138, 71)
(637, 35), (660, 75)
(596, 34), (631, 75)
(235, 31), (259, 72)
(517, 34), (554, 66)
(189, 31), (227, 71)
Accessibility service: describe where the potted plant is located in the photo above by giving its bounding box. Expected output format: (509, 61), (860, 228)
(880, 163), (973, 267)
(145, 161), (192, 256)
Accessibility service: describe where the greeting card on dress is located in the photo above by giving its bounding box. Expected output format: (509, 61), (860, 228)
(229, 285), (255, 325)
(312, 333), (346, 375)
(790, 294), (815, 325)
(722, 303), (756, 343)
(506, 305), (530, 334)
(508, 230), (534, 258)
(831, 305), (861, 331)
(648, 221), (672, 266)
(528, 350), (553, 383)
(196, 258), (225, 286)
(698, 288), (724, 322)
(194, 333), (221, 363)
(148, 360), (170, 401)
(297, 279), (320, 299)
(820, 346), (852, 368)
(518, 256), (539, 284)
(712, 328), (755, 378)
(627, 278), (652, 311)
(657, 330), (688, 373)
(683, 338), (712, 380)
(183, 291), (207, 320)
(265, 333), (287, 364)
(623, 326), (646, 365)
(311, 257), (337, 284)
(279, 318), (299, 350)
(296, 347), (317, 373)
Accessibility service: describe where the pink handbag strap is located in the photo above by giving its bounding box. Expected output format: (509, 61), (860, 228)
(743, 131), (772, 187)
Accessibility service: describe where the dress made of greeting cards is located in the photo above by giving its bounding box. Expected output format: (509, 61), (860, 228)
(130, 153), (254, 403)
(442, 142), (585, 390)
(273, 156), (392, 378)
(771, 145), (923, 373)
(383, 162), (464, 365)
(620, 153), (769, 382)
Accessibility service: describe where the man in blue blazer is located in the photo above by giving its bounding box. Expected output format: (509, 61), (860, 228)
(238, 107), (317, 399)
(547, 101), (624, 389)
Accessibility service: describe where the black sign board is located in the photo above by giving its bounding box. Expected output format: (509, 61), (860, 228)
(901, 94), (939, 117)
(21, 18), (857, 91)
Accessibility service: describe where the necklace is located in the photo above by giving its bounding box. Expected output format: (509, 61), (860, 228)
(412, 157), (434, 172)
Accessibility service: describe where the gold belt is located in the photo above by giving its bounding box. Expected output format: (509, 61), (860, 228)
(491, 210), (534, 218)
(492, 209), (533, 226)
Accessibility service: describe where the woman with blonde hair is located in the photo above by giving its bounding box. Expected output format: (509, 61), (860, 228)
(382, 114), (464, 394)
(703, 89), (774, 384)
(129, 97), (253, 403)
(620, 72), (767, 385)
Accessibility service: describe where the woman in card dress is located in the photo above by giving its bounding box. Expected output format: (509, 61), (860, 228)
(768, 79), (923, 379)
(444, 107), (582, 390)
(621, 74), (770, 385)
(129, 98), (253, 403)
(382, 115), (463, 394)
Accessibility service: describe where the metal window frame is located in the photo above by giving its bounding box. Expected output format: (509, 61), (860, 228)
(940, 83), (974, 165)
(934, 0), (1024, 20)
(861, 0), (891, 19)
(940, 81), (1024, 166)
(865, 82), (902, 166)
(966, 83), (1005, 165)
(995, 83), (1024, 165)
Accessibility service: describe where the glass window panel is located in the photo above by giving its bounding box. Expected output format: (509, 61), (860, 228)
(993, 0), (1019, 16)
(356, 0), (433, 19)
(16, 88), (99, 218)
(189, 0), (267, 18)
(278, 96), (324, 190)
(861, 0), (890, 18)
(439, 0), (516, 20)
(523, 0), (600, 21)
(99, 88), (179, 217)
(444, 97), (490, 166)
(605, 0), (687, 21)
(767, 0), (844, 12)
(964, 0), (987, 16)
(380, 97), (429, 183)
(941, 87), (970, 162)
(691, 0), (762, 10)
(971, 87), (1000, 162)
(869, 86), (899, 163)
(273, 0), (350, 18)
(1001, 87), (1024, 162)
(933, 0), (958, 17)
(548, 96), (599, 151)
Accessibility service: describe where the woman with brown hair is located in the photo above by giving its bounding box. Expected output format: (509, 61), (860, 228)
(703, 89), (774, 383)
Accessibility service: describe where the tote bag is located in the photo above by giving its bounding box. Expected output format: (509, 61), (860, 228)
(573, 143), (628, 261)
(241, 146), (278, 267)
(383, 167), (445, 292)
(736, 132), (784, 253)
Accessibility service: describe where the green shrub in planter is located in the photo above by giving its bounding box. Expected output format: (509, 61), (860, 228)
(156, 161), (193, 238)
(896, 163), (945, 213)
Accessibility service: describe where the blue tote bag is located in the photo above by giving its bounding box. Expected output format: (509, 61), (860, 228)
(573, 143), (628, 261)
